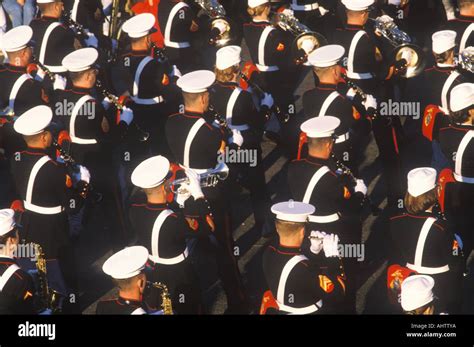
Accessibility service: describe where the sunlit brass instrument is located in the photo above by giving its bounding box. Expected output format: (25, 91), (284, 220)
(109, 0), (121, 40)
(370, 15), (425, 78)
(145, 281), (173, 315)
(195, 0), (234, 47)
(95, 79), (150, 142)
(34, 243), (63, 313)
(273, 11), (327, 65)
(459, 46), (474, 73)
(170, 162), (229, 194)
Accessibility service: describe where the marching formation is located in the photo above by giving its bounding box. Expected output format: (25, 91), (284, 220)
(0, 0), (473, 315)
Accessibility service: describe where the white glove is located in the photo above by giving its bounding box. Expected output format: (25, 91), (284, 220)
(301, 38), (315, 54)
(85, 32), (99, 48)
(101, 96), (113, 110)
(175, 185), (191, 206)
(79, 165), (91, 184)
(363, 94), (377, 111)
(282, 8), (294, 17)
(184, 168), (204, 200)
(229, 129), (244, 147)
(171, 65), (182, 78)
(35, 66), (46, 82)
(309, 230), (326, 255)
(354, 178), (368, 196)
(119, 106), (134, 125)
(323, 234), (340, 258)
(318, 6), (329, 16)
(39, 308), (53, 315)
(213, 20), (227, 34)
(53, 74), (67, 90)
(260, 93), (274, 109)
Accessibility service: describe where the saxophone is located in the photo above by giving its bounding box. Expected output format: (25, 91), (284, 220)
(34, 243), (62, 313)
(146, 281), (173, 315)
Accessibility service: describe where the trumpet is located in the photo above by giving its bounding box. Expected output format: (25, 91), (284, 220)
(170, 162), (229, 194)
(95, 79), (150, 142)
(369, 15), (425, 78)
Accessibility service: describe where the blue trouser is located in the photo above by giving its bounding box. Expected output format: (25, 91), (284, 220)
(431, 140), (449, 173)
(2, 0), (36, 27)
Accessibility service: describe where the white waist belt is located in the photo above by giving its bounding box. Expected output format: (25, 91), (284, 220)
(71, 136), (97, 145)
(44, 64), (66, 73)
(149, 247), (189, 265)
(229, 124), (250, 131)
(256, 64), (279, 72)
(346, 71), (373, 80)
(453, 172), (474, 184)
(406, 263), (450, 275)
(24, 201), (64, 215)
(290, 2), (319, 11)
(164, 40), (190, 49)
(277, 299), (322, 314)
(335, 132), (350, 144)
(308, 213), (340, 223)
(131, 95), (164, 105)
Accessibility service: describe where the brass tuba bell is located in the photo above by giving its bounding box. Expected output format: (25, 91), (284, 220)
(273, 10), (327, 65)
(370, 15), (425, 78)
(195, 0), (235, 47)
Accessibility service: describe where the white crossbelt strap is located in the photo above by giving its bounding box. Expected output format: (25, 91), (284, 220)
(302, 166), (330, 203)
(183, 118), (206, 168)
(441, 71), (460, 113)
(131, 307), (147, 315)
(39, 22), (61, 66)
(71, 0), (80, 21)
(70, 95), (97, 145)
(0, 264), (20, 292)
(460, 23), (474, 52)
(164, 2), (191, 48)
(406, 217), (450, 275)
(277, 255), (321, 314)
(133, 56), (153, 97)
(226, 88), (241, 124)
(24, 156), (63, 214)
(150, 209), (188, 265)
(257, 26), (278, 72)
(347, 31), (372, 79)
(318, 91), (339, 118)
(291, 0), (319, 11)
(454, 130), (474, 182)
(9, 73), (31, 110)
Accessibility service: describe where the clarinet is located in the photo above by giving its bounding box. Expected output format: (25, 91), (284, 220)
(239, 72), (289, 123)
(31, 55), (56, 82)
(61, 13), (88, 40)
(150, 43), (173, 75)
(207, 104), (233, 138)
(341, 74), (378, 120)
(331, 153), (381, 216)
(52, 139), (101, 203)
(95, 79), (150, 142)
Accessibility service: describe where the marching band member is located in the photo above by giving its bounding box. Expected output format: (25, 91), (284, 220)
(261, 200), (346, 314)
(165, 70), (250, 313)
